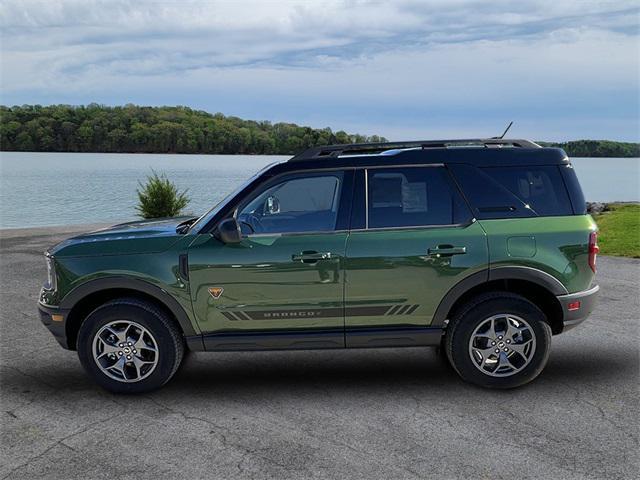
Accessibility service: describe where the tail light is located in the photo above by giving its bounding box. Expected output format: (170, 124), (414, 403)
(588, 232), (599, 273)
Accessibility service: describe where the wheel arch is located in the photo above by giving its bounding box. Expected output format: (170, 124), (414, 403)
(433, 267), (565, 334)
(61, 277), (199, 350)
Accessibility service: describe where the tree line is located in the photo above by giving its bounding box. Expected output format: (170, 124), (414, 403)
(0, 104), (386, 155)
(539, 140), (639, 158)
(1, 104), (638, 157)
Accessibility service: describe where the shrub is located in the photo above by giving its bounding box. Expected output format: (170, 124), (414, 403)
(136, 170), (190, 219)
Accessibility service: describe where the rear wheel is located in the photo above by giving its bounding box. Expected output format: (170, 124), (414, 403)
(445, 292), (551, 389)
(77, 298), (185, 394)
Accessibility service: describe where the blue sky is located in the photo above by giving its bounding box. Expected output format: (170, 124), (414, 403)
(1, 0), (639, 141)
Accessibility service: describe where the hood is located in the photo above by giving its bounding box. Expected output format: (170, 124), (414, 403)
(48, 216), (196, 257)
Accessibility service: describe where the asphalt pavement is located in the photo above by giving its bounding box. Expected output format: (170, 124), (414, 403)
(1, 225), (638, 480)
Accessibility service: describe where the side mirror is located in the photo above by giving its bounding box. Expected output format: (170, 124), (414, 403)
(263, 195), (280, 215)
(217, 218), (242, 244)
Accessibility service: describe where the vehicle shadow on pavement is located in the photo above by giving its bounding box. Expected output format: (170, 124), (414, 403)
(169, 346), (636, 392)
(2, 344), (636, 397)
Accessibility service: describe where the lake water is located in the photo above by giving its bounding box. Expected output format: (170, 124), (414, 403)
(0, 152), (638, 229)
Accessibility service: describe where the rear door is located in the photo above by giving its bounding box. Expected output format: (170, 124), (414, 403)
(188, 170), (352, 350)
(344, 165), (488, 347)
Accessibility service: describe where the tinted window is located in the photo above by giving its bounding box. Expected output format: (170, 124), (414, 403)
(237, 173), (343, 234)
(560, 164), (586, 214)
(367, 167), (470, 228)
(481, 166), (573, 216)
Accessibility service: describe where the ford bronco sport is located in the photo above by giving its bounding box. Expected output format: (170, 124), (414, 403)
(38, 138), (599, 393)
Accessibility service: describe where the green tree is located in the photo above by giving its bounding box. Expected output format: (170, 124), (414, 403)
(136, 170), (190, 219)
(0, 104), (391, 155)
(9, 103), (636, 158)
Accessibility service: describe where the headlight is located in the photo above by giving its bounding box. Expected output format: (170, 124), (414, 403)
(45, 253), (57, 290)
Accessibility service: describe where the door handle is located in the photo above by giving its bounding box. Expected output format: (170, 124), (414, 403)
(292, 251), (332, 263)
(427, 245), (467, 257)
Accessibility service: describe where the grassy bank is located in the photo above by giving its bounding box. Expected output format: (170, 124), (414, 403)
(593, 204), (640, 258)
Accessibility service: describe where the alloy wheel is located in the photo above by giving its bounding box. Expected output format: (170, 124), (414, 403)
(92, 320), (159, 383)
(468, 314), (536, 377)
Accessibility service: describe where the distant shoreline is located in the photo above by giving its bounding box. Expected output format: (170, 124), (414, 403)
(2, 149), (639, 159)
(2, 105), (639, 157)
(0, 151), (287, 156)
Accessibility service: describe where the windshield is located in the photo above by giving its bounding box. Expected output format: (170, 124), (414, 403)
(188, 162), (279, 233)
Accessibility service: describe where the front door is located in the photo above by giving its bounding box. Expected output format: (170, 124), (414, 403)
(188, 170), (352, 350)
(344, 166), (488, 347)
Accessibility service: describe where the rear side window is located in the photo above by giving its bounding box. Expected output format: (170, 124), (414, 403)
(366, 167), (471, 228)
(481, 166), (573, 216)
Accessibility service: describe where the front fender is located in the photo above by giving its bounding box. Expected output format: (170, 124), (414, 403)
(60, 276), (200, 337)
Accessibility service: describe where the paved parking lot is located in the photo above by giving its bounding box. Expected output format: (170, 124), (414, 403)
(1, 226), (638, 479)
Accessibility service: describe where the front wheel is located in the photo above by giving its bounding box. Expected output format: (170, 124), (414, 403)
(77, 298), (185, 394)
(445, 292), (552, 389)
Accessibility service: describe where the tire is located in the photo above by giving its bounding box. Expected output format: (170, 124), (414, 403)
(77, 298), (185, 394)
(445, 292), (552, 389)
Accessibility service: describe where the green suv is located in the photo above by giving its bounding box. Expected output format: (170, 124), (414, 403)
(38, 138), (599, 393)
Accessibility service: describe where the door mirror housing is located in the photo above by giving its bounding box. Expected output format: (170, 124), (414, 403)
(217, 218), (242, 244)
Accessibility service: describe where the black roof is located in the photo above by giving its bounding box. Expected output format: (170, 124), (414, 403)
(289, 138), (540, 161)
(269, 139), (569, 174)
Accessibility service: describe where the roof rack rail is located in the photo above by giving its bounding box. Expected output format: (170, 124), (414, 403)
(289, 138), (541, 162)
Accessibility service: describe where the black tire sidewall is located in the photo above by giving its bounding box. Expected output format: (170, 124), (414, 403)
(77, 302), (180, 394)
(447, 296), (551, 389)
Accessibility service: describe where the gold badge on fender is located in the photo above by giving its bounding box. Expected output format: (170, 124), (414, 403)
(208, 287), (224, 299)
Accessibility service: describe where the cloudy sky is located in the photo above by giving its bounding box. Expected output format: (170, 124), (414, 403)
(1, 0), (638, 141)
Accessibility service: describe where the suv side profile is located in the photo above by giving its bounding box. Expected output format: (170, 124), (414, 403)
(38, 138), (599, 393)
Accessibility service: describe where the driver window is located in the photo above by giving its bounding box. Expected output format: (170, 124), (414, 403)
(237, 173), (343, 235)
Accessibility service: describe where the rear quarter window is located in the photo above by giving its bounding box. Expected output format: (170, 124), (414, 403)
(449, 164), (575, 219)
(447, 164), (536, 219)
(559, 164), (587, 215)
(481, 166), (573, 216)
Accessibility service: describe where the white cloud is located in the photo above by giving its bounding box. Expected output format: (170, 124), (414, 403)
(0, 0), (638, 140)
